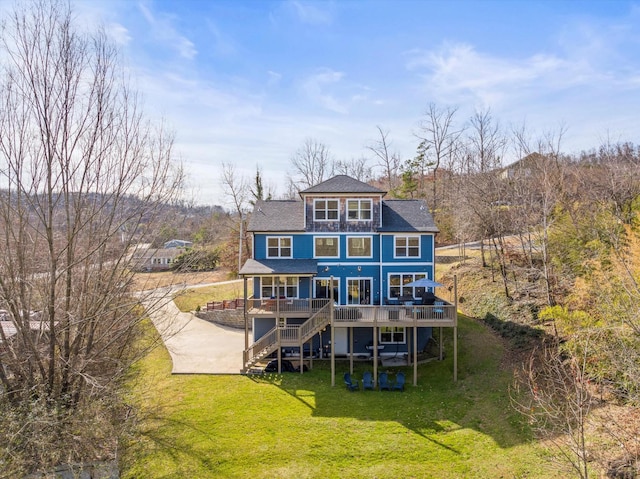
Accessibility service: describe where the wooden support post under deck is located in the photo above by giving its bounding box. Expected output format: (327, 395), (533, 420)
(439, 327), (443, 361)
(373, 320), (378, 387)
(454, 274), (458, 382)
(277, 277), (281, 374)
(243, 278), (248, 352)
(277, 326), (282, 374)
(330, 276), (335, 387)
(453, 326), (458, 382)
(413, 323), (418, 387)
(299, 337), (303, 374)
(243, 277), (248, 371)
(349, 327), (354, 375)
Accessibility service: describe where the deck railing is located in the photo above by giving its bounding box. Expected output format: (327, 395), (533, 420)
(299, 301), (331, 343)
(245, 298), (455, 324)
(206, 298), (245, 311)
(247, 298), (330, 314)
(333, 303), (456, 325)
(243, 300), (332, 369)
(244, 326), (278, 367)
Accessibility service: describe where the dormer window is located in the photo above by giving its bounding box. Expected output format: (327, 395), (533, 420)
(347, 199), (372, 221)
(314, 199), (339, 221)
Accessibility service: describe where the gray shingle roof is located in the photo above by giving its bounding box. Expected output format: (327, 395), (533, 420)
(239, 258), (318, 276)
(247, 200), (305, 232)
(379, 200), (439, 232)
(300, 175), (385, 195)
(246, 198), (438, 233)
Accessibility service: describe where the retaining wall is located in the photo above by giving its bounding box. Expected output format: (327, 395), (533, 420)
(195, 309), (250, 330)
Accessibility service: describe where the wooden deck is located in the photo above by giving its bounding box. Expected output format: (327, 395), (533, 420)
(246, 298), (456, 328)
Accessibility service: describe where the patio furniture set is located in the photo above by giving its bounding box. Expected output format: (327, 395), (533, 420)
(344, 371), (405, 392)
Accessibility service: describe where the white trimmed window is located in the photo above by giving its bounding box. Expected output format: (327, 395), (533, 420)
(261, 276), (298, 298)
(314, 236), (339, 258)
(347, 236), (372, 258)
(314, 199), (339, 221)
(380, 326), (405, 344)
(266, 236), (292, 258)
(314, 278), (340, 300)
(347, 199), (372, 221)
(395, 236), (420, 258)
(388, 273), (426, 299)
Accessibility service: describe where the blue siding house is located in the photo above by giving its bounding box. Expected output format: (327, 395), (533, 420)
(239, 175), (458, 385)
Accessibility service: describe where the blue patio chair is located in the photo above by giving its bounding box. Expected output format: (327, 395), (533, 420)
(362, 371), (374, 390)
(344, 372), (359, 391)
(392, 372), (405, 391)
(378, 372), (391, 391)
(433, 300), (444, 317)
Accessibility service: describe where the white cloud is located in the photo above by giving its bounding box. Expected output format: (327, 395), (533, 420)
(138, 2), (197, 60)
(205, 20), (238, 57)
(301, 69), (348, 114)
(405, 42), (596, 108)
(289, 0), (333, 25)
(267, 70), (282, 87)
(105, 22), (131, 46)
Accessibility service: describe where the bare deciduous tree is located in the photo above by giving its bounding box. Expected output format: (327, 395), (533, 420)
(367, 126), (402, 192)
(0, 0), (183, 473)
(220, 162), (250, 274)
(415, 103), (464, 211)
(288, 137), (334, 189)
(513, 341), (594, 479)
(333, 157), (372, 182)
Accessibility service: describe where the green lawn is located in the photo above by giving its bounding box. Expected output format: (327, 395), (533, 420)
(122, 316), (555, 479)
(172, 279), (250, 312)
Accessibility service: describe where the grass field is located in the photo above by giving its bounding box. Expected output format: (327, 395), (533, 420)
(121, 315), (557, 479)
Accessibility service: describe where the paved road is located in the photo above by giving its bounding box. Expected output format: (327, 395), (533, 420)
(144, 287), (245, 374)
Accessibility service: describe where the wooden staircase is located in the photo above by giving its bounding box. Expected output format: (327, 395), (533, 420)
(243, 302), (331, 372)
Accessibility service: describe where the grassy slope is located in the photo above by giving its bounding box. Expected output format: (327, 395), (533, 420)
(122, 316), (555, 479)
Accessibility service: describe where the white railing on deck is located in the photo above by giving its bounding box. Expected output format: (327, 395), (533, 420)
(333, 303), (456, 324)
(248, 298), (330, 314)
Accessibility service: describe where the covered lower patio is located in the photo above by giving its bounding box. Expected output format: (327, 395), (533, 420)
(243, 277), (459, 387)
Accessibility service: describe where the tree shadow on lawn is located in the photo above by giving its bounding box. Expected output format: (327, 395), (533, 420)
(249, 317), (532, 451)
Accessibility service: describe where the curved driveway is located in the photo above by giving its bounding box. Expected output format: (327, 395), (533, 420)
(144, 282), (245, 374)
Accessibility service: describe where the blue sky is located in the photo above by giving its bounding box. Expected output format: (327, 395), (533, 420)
(73, 0), (639, 206)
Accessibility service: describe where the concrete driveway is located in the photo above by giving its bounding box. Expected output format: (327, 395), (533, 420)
(144, 290), (245, 374)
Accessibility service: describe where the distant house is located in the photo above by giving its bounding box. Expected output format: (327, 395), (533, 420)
(239, 175), (458, 385)
(130, 239), (192, 272)
(499, 152), (546, 180)
(164, 239), (193, 249)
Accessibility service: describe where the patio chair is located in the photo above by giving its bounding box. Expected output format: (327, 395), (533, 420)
(344, 372), (359, 392)
(433, 300), (444, 318)
(378, 372), (391, 391)
(392, 372), (405, 391)
(362, 371), (374, 390)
